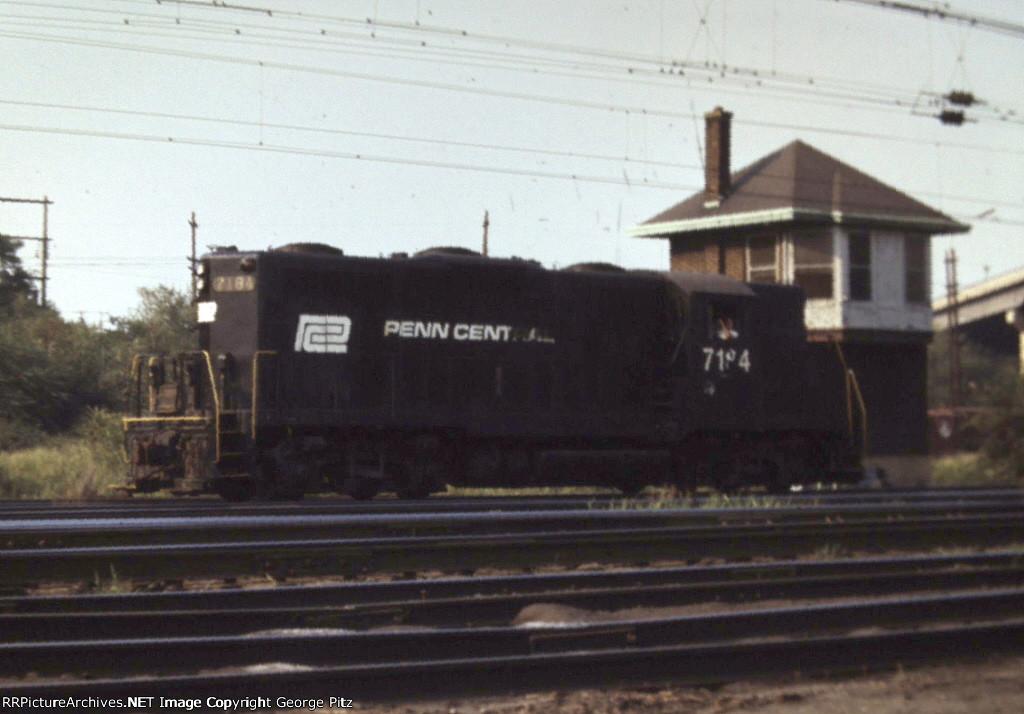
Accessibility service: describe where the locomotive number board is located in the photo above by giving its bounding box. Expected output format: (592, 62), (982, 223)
(213, 275), (256, 292)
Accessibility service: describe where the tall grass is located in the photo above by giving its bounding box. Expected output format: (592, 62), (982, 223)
(443, 485), (618, 497)
(0, 408), (125, 499)
(930, 452), (1019, 488)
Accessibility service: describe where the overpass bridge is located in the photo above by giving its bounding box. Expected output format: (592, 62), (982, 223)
(933, 264), (1024, 373)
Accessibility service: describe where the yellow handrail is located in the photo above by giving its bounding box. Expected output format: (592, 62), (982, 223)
(846, 368), (869, 457)
(199, 350), (221, 461)
(829, 339), (869, 456)
(146, 356), (161, 413)
(128, 355), (142, 415)
(251, 350), (277, 439)
(830, 340), (855, 441)
(124, 351), (221, 461)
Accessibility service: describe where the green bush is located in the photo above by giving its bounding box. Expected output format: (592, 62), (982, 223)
(0, 416), (47, 451)
(929, 452), (1018, 488)
(73, 406), (124, 447)
(0, 283), (193, 500)
(0, 408), (125, 499)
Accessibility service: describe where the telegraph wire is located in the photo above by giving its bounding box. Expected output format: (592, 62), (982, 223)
(0, 22), (934, 119)
(1, 121), (1019, 227)
(0, 24), (1021, 133)
(2, 97), (1021, 213)
(0, 98), (696, 173)
(826, 0), (1024, 39)
(0, 120), (691, 191)
(0, 2), (1020, 125)
(0, 3), (1019, 208)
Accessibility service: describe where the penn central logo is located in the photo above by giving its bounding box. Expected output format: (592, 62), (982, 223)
(294, 314), (352, 353)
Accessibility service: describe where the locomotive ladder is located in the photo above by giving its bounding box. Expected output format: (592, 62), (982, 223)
(213, 350), (278, 473)
(215, 410), (248, 471)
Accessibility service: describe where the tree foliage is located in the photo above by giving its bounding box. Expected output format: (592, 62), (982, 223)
(930, 330), (1024, 483)
(927, 330), (1018, 408)
(0, 284), (194, 448)
(975, 386), (1024, 479)
(110, 285), (196, 356)
(0, 234), (37, 314)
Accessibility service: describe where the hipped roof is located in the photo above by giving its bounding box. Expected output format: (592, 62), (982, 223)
(629, 140), (969, 238)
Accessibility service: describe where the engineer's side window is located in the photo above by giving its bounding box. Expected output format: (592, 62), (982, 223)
(708, 304), (740, 341)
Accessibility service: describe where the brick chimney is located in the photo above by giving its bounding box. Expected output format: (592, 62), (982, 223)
(704, 106), (732, 202)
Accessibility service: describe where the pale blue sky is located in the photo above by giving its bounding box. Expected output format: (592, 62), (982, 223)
(1, 0), (1021, 322)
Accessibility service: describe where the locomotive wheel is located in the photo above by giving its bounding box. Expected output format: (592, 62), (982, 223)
(388, 435), (450, 499)
(388, 461), (431, 499)
(762, 462), (788, 495)
(708, 457), (742, 494)
(214, 478), (252, 502)
(347, 477), (380, 501)
(254, 447), (307, 501)
(268, 486), (305, 501)
(615, 476), (644, 496)
(395, 481), (431, 499)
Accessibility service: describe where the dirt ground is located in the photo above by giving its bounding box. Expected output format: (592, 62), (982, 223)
(288, 654), (1024, 713)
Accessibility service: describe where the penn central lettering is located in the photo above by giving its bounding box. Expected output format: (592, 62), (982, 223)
(383, 320), (554, 344)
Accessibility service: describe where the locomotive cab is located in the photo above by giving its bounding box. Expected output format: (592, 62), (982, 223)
(685, 291), (762, 432)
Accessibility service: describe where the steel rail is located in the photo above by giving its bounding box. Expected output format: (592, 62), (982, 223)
(3, 511), (1024, 587)
(4, 554), (1024, 641)
(5, 549), (1020, 614)
(0, 495), (621, 520)
(1, 487), (1021, 521)
(1, 588), (1023, 679)
(4, 619), (1022, 707)
(4, 499), (1023, 551)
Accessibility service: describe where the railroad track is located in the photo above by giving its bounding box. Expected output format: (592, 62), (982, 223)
(3, 492), (1024, 709)
(3, 496), (1024, 587)
(1, 486), (1021, 521)
(7, 497), (1024, 548)
(2, 551), (1024, 706)
(3, 550), (1024, 639)
(6, 493), (1024, 585)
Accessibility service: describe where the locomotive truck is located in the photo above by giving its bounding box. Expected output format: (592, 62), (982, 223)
(123, 243), (864, 500)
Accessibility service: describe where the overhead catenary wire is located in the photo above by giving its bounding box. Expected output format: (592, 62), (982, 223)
(1, 119), (1020, 227)
(825, 0), (1024, 40)
(0, 1), (1020, 124)
(1, 2), (1020, 274)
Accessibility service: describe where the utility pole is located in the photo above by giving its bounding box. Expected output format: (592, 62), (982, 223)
(944, 248), (962, 449)
(0, 195), (52, 306)
(482, 210), (489, 257)
(41, 197), (49, 306)
(189, 212), (198, 302)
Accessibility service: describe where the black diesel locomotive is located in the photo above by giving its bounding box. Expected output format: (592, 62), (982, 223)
(124, 244), (864, 500)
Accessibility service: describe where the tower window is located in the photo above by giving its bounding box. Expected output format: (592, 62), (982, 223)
(746, 234), (779, 283)
(849, 232), (872, 301)
(905, 235), (928, 304)
(792, 230), (834, 299)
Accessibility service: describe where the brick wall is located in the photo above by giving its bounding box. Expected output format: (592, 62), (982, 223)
(669, 235), (746, 279)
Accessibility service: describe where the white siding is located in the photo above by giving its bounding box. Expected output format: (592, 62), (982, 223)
(799, 229), (932, 332)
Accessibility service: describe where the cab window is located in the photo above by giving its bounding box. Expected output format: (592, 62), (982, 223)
(707, 302), (741, 341)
